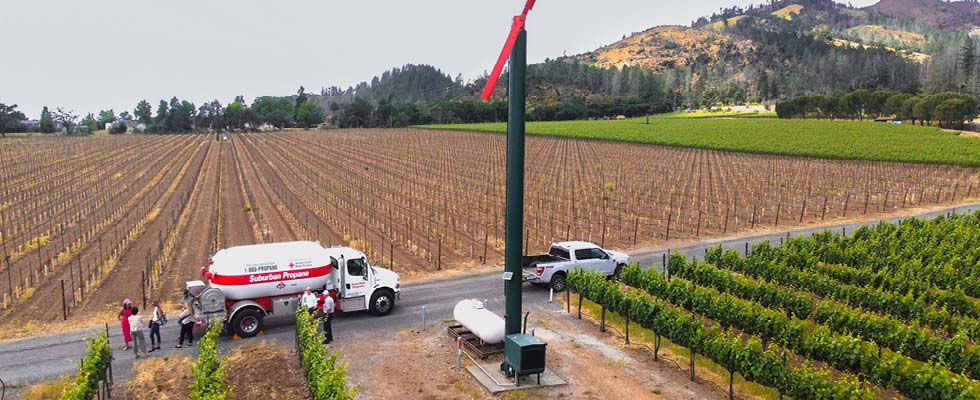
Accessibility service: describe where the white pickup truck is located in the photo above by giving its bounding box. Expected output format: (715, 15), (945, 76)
(522, 241), (629, 291)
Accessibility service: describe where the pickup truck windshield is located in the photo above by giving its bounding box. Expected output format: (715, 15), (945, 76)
(548, 246), (570, 260)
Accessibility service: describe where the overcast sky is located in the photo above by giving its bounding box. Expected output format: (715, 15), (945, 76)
(0, 0), (878, 117)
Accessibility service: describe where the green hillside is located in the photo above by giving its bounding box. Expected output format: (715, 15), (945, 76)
(420, 114), (980, 166)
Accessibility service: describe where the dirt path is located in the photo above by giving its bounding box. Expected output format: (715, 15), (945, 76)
(233, 135), (299, 243)
(220, 140), (258, 249)
(156, 141), (219, 300)
(253, 135), (348, 246)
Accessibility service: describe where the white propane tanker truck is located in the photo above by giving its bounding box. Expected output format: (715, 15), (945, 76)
(184, 241), (401, 338)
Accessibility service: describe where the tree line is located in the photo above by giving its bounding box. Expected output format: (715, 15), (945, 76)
(4, 60), (671, 134)
(0, 103), (87, 136)
(0, 88), (326, 136)
(127, 88), (325, 133)
(775, 89), (980, 129)
(328, 61), (671, 128)
(332, 95), (671, 128)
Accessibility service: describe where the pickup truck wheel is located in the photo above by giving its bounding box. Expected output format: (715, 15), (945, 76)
(550, 273), (567, 292)
(612, 264), (624, 280)
(231, 308), (263, 338)
(370, 290), (395, 316)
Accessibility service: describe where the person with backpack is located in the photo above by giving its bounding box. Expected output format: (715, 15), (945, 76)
(128, 307), (149, 359)
(175, 302), (194, 348)
(148, 301), (165, 352)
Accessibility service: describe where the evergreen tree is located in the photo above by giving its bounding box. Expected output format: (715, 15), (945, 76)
(961, 38), (977, 78)
(295, 86), (309, 119)
(39, 106), (55, 133)
(153, 100), (169, 133)
(82, 113), (99, 132)
(134, 100), (153, 125)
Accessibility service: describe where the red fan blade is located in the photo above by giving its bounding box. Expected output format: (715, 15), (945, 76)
(480, 17), (525, 101)
(479, 0), (537, 101)
(522, 0), (536, 17)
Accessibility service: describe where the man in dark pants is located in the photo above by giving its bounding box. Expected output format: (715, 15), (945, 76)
(319, 291), (335, 344)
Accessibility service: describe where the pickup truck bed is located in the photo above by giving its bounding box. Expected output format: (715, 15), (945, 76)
(522, 254), (566, 269)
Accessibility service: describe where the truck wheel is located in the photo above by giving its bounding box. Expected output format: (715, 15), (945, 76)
(231, 308), (263, 338)
(550, 273), (567, 292)
(370, 290), (395, 316)
(612, 264), (624, 280)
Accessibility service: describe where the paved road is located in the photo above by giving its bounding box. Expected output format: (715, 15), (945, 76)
(2, 202), (978, 396)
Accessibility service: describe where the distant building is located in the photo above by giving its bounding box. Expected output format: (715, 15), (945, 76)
(874, 117), (897, 123)
(21, 119), (40, 131)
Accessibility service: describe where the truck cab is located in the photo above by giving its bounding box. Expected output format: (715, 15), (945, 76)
(324, 246), (401, 315)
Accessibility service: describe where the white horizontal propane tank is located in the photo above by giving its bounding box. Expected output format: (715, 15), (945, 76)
(453, 299), (505, 344)
(203, 241), (334, 301)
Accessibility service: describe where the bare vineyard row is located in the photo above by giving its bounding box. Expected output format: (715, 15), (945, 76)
(0, 136), (207, 321)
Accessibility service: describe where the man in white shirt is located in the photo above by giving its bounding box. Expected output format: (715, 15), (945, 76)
(301, 287), (317, 313)
(321, 292), (335, 344)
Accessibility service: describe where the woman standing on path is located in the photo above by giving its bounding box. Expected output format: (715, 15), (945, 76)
(118, 299), (133, 351)
(148, 301), (164, 352)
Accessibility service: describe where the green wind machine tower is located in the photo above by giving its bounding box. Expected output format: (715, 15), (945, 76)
(480, 0), (547, 386)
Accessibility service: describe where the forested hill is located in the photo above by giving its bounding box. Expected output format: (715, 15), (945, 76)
(317, 65), (468, 105)
(869, 0), (980, 30)
(313, 62), (670, 127)
(572, 0), (980, 107)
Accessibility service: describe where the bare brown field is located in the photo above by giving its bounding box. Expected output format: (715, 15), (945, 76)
(0, 129), (977, 328)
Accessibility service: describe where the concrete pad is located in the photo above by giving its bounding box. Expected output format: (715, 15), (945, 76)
(466, 363), (568, 394)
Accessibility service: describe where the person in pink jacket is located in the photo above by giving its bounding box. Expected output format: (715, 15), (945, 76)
(119, 299), (133, 351)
